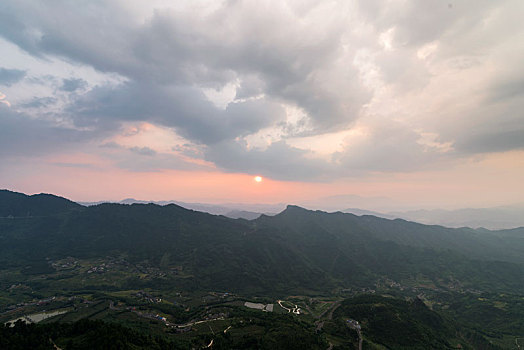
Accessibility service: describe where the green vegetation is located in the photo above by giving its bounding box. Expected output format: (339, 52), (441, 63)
(334, 295), (456, 349)
(1, 191), (523, 297)
(2, 304), (327, 349)
(0, 190), (523, 349)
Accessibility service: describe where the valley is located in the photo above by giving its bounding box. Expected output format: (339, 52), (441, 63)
(0, 190), (523, 349)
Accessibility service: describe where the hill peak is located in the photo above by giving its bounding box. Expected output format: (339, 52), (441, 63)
(0, 189), (83, 217)
(281, 204), (311, 214)
(285, 204), (307, 210)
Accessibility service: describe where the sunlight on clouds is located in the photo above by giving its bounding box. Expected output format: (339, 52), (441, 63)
(288, 127), (368, 156)
(242, 104), (311, 151)
(416, 131), (454, 153)
(0, 0), (523, 207)
(282, 105), (313, 136)
(202, 81), (239, 109)
(0, 92), (12, 107)
(417, 41), (439, 60)
(110, 122), (191, 154)
(241, 126), (282, 151)
(379, 27), (395, 51)
(353, 49), (382, 93)
(103, 121), (215, 169)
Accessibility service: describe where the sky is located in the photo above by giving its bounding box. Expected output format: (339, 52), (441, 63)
(0, 0), (523, 211)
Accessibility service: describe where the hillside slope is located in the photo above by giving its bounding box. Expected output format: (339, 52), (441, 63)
(0, 191), (523, 295)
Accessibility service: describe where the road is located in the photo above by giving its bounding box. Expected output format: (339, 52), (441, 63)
(326, 302), (340, 320)
(277, 300), (301, 314)
(315, 301), (341, 333)
(311, 301), (343, 350)
(174, 317), (225, 328)
(345, 322), (363, 350)
(324, 301), (362, 350)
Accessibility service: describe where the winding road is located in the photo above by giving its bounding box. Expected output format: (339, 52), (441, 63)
(277, 300), (301, 314)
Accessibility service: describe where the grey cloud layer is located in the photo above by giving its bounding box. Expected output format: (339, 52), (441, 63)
(0, 0), (523, 180)
(60, 78), (87, 92)
(0, 1), (368, 128)
(69, 82), (286, 144)
(0, 105), (102, 159)
(0, 67), (26, 86)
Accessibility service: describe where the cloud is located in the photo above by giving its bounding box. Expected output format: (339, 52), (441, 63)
(205, 117), (453, 181)
(0, 0), (523, 181)
(129, 146), (156, 156)
(60, 78), (87, 92)
(0, 105), (107, 159)
(99, 141), (121, 149)
(450, 101), (524, 154)
(67, 81), (286, 144)
(52, 162), (94, 169)
(0, 1), (369, 133)
(0, 91), (11, 107)
(205, 139), (334, 181)
(21, 96), (57, 108)
(333, 119), (441, 173)
(103, 146), (209, 173)
(0, 67), (26, 86)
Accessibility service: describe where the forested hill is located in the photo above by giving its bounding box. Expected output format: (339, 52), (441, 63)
(1, 190), (523, 295)
(0, 189), (82, 217)
(258, 205), (524, 264)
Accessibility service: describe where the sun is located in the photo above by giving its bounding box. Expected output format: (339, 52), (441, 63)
(254, 176), (263, 183)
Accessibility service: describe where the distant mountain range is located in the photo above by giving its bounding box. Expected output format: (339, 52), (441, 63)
(1, 189), (523, 296)
(79, 198), (280, 219)
(388, 206), (524, 229)
(79, 196), (524, 229)
(343, 205), (524, 230)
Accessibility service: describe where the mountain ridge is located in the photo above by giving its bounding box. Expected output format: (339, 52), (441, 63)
(0, 189), (82, 217)
(1, 190), (523, 295)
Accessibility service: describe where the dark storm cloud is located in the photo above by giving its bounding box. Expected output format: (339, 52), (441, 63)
(0, 67), (26, 86)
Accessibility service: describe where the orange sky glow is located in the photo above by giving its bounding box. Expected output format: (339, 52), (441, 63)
(1, 1), (523, 211)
